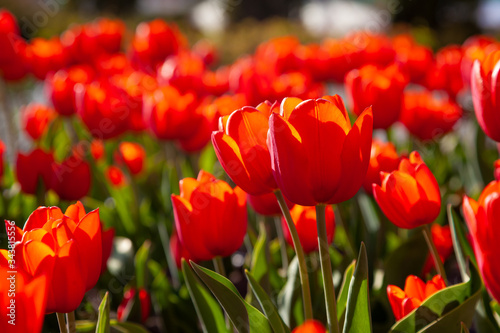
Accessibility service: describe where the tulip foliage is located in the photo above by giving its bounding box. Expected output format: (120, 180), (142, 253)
(1, 7), (500, 333)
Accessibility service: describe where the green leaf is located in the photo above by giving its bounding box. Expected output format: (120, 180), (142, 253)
(337, 261), (356, 324)
(390, 266), (482, 333)
(447, 204), (476, 274)
(96, 292), (110, 333)
(109, 320), (150, 333)
(250, 222), (270, 291)
(245, 270), (291, 333)
(182, 260), (229, 333)
(135, 240), (151, 289)
(191, 261), (273, 333)
(277, 257), (301, 327)
(76, 320), (96, 332)
(343, 242), (372, 333)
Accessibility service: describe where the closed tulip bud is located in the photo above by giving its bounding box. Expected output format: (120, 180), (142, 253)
(51, 154), (91, 201)
(345, 64), (407, 129)
(116, 142), (146, 175)
(268, 95), (373, 206)
(463, 180), (500, 302)
(90, 139), (105, 161)
(16, 148), (54, 195)
(399, 90), (462, 141)
(106, 166), (126, 187)
(363, 139), (400, 195)
(292, 320), (327, 333)
(471, 50), (500, 142)
(21, 103), (56, 140)
(373, 151), (441, 229)
(387, 275), (446, 321)
(171, 170), (247, 261)
(248, 191), (294, 216)
(0, 267), (49, 333)
(25, 37), (67, 80)
(282, 205), (335, 254)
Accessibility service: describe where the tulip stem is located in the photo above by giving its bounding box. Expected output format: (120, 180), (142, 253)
(66, 311), (76, 333)
(316, 204), (339, 333)
(422, 225), (447, 282)
(274, 216), (289, 272)
(56, 313), (67, 333)
(213, 256), (226, 277)
(274, 190), (313, 321)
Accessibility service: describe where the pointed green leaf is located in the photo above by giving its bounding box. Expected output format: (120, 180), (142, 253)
(135, 240), (151, 289)
(277, 257), (301, 327)
(447, 204), (476, 279)
(245, 270), (290, 333)
(182, 260), (229, 333)
(96, 292), (110, 333)
(250, 222), (270, 293)
(191, 261), (273, 333)
(337, 261), (356, 322)
(343, 242), (372, 333)
(76, 320), (96, 332)
(109, 320), (150, 333)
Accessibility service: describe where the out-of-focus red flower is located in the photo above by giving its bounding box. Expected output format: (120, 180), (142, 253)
(422, 224), (453, 276)
(0, 9), (29, 82)
(130, 19), (186, 73)
(254, 36), (301, 74)
(282, 205), (335, 254)
(101, 227), (115, 273)
(158, 51), (205, 94)
(193, 39), (218, 67)
(25, 37), (67, 80)
(425, 45), (464, 99)
(90, 139), (105, 161)
(461, 35), (500, 88)
(116, 142), (146, 175)
(399, 90), (462, 141)
(21, 103), (56, 140)
(0, 267), (48, 333)
(95, 53), (132, 77)
(74, 81), (131, 139)
(292, 320), (327, 333)
(212, 100), (280, 195)
(463, 180), (500, 303)
(248, 191), (294, 216)
(471, 50), (500, 142)
(373, 151), (441, 229)
(171, 170), (247, 261)
(268, 95), (373, 206)
(46, 64), (95, 116)
(347, 32), (395, 67)
(393, 34), (434, 84)
(50, 154), (91, 201)
(387, 275), (446, 321)
(170, 229), (198, 269)
(143, 85), (200, 141)
(16, 148), (54, 195)
(117, 288), (151, 323)
(494, 160), (500, 181)
(0, 140), (4, 180)
(202, 66), (230, 96)
(345, 63), (407, 129)
(363, 139), (400, 194)
(15, 203), (102, 313)
(106, 166), (126, 187)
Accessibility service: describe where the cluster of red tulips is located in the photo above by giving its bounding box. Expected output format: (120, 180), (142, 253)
(1, 6), (500, 333)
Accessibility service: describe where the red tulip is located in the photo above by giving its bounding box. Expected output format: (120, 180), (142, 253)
(248, 191), (294, 216)
(399, 90), (462, 141)
(393, 34), (434, 84)
(16, 148), (54, 195)
(422, 224), (453, 276)
(347, 32), (395, 67)
(268, 95), (373, 206)
(0, 140), (4, 180)
(292, 320), (327, 333)
(51, 154), (91, 201)
(171, 170), (247, 261)
(212, 101), (278, 195)
(461, 35), (500, 87)
(254, 36), (301, 74)
(463, 180), (500, 302)
(363, 139), (400, 195)
(424, 45), (464, 99)
(202, 66), (230, 96)
(471, 50), (500, 142)
(25, 37), (67, 80)
(373, 151), (441, 229)
(0, 267), (48, 333)
(170, 229), (198, 269)
(106, 166), (126, 187)
(116, 142), (146, 175)
(282, 205), (335, 254)
(21, 103), (56, 140)
(0, 9), (29, 82)
(387, 275), (446, 321)
(117, 288), (150, 323)
(95, 53), (132, 77)
(90, 139), (105, 161)
(101, 227), (115, 273)
(345, 63), (407, 129)
(158, 51), (206, 94)
(193, 39), (218, 66)
(46, 64), (95, 116)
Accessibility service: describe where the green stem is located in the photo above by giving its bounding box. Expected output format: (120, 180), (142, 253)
(422, 225), (448, 282)
(66, 311), (76, 333)
(274, 190), (313, 321)
(56, 313), (67, 333)
(213, 256), (226, 277)
(274, 216), (289, 273)
(316, 204), (339, 333)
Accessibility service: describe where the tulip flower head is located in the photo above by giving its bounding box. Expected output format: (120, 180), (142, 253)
(373, 151), (441, 229)
(16, 148), (54, 195)
(116, 142), (146, 175)
(387, 275), (446, 321)
(463, 180), (500, 302)
(268, 95), (373, 206)
(248, 191), (294, 216)
(292, 319), (327, 333)
(21, 103), (56, 141)
(106, 166), (126, 187)
(363, 139), (400, 194)
(171, 170), (247, 261)
(117, 287), (151, 323)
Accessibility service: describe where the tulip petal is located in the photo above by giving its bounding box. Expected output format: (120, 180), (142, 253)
(387, 285), (406, 321)
(404, 275), (425, 300)
(373, 183), (410, 228)
(74, 209), (102, 291)
(64, 201), (86, 222)
(23, 206), (63, 231)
